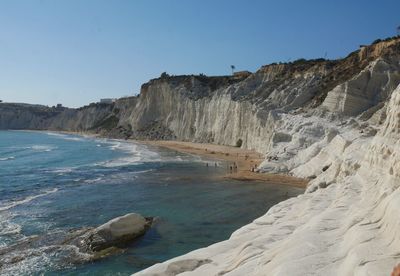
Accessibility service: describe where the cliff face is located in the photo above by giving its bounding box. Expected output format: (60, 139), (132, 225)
(112, 37), (400, 158)
(0, 98), (136, 138)
(2, 38), (400, 154)
(135, 62), (400, 276)
(0, 103), (63, 130)
(130, 37), (400, 276)
(2, 39), (400, 169)
(2, 37), (400, 275)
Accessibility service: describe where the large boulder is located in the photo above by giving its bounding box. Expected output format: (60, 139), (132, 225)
(83, 213), (152, 252)
(0, 213), (153, 268)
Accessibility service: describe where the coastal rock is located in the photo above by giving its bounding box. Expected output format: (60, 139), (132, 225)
(0, 213), (153, 272)
(134, 84), (400, 276)
(83, 213), (152, 252)
(322, 58), (400, 116)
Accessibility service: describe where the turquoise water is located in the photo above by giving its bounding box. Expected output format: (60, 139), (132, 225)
(0, 131), (303, 275)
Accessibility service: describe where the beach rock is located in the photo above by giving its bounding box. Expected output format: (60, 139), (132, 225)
(84, 213), (152, 252)
(0, 213), (153, 271)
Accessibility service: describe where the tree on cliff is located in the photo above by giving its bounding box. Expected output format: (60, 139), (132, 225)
(160, 72), (170, 78)
(230, 65), (235, 75)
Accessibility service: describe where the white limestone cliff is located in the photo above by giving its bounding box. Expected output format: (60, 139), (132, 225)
(133, 83), (400, 276)
(322, 58), (400, 116)
(131, 40), (400, 276)
(2, 38), (400, 275)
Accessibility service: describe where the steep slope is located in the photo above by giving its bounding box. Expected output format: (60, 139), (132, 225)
(2, 38), (400, 154)
(124, 38), (400, 153)
(134, 82), (400, 276)
(0, 97), (138, 138)
(130, 37), (400, 276)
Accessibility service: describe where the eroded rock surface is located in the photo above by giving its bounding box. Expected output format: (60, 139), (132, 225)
(0, 213), (152, 272)
(82, 213), (151, 252)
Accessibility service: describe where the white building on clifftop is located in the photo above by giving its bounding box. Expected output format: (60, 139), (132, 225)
(99, 98), (116, 104)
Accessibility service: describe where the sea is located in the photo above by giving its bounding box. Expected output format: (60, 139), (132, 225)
(0, 130), (303, 275)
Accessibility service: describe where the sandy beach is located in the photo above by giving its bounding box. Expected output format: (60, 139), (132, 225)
(40, 131), (307, 188)
(140, 140), (308, 188)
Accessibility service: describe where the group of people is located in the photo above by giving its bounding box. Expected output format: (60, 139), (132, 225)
(228, 162), (238, 173)
(203, 147), (263, 175)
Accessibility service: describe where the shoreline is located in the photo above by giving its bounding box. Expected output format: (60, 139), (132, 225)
(13, 130), (308, 188)
(139, 140), (308, 188)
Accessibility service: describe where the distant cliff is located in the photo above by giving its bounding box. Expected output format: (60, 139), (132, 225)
(0, 97), (137, 138)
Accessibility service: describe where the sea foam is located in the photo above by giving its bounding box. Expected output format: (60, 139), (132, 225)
(0, 188), (58, 212)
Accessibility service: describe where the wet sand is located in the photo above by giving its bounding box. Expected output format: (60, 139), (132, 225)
(140, 140), (308, 188)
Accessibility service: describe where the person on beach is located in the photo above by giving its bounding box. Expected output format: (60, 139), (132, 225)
(392, 264), (400, 276)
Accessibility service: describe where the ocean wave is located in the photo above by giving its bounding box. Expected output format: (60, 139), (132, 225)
(45, 132), (65, 137)
(0, 188), (58, 212)
(0, 212), (22, 238)
(99, 140), (161, 167)
(45, 132), (85, 142)
(62, 136), (85, 142)
(84, 177), (103, 184)
(0, 156), (15, 161)
(30, 145), (57, 152)
(1, 144), (56, 154)
(131, 168), (154, 174)
(109, 141), (122, 150)
(50, 167), (74, 174)
(0, 241), (92, 275)
(100, 157), (143, 167)
(0, 220), (21, 236)
(0, 245), (60, 276)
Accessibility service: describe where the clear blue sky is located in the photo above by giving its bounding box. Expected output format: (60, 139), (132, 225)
(1, 0), (399, 107)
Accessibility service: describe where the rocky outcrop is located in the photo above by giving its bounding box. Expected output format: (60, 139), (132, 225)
(134, 82), (400, 276)
(131, 37), (400, 276)
(322, 58), (400, 116)
(0, 213), (152, 270)
(121, 38), (400, 155)
(81, 213), (152, 252)
(0, 102), (114, 131)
